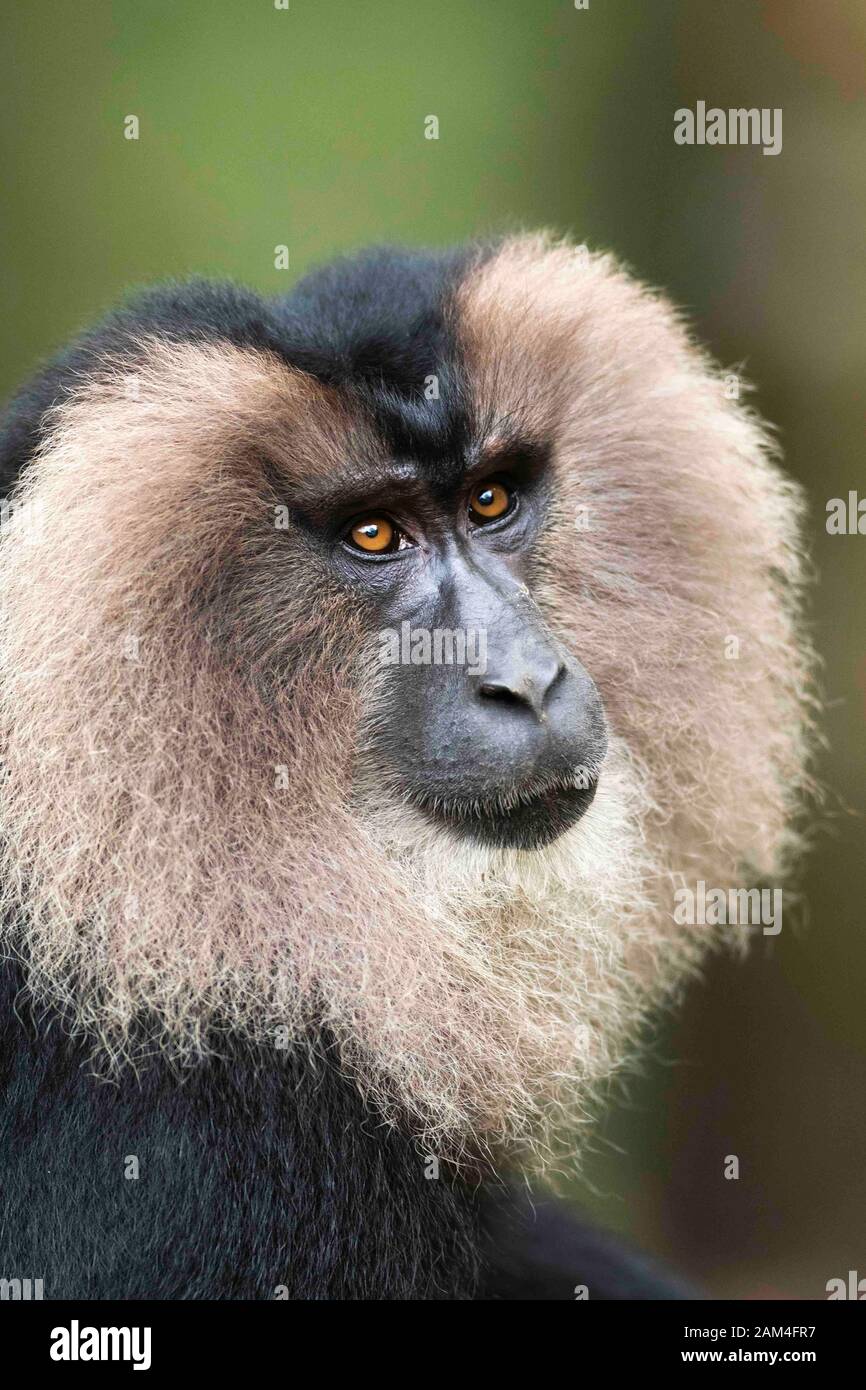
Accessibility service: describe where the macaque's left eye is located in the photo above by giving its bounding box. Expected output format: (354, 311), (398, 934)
(468, 478), (515, 525)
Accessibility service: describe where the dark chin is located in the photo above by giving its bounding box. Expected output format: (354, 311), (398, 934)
(419, 779), (599, 852)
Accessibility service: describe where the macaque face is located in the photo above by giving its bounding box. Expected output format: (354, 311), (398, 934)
(295, 438), (607, 850)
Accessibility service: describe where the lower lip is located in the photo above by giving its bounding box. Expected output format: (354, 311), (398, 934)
(419, 778), (599, 850)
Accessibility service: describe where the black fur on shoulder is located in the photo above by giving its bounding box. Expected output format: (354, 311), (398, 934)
(0, 955), (699, 1300)
(0, 957), (480, 1300)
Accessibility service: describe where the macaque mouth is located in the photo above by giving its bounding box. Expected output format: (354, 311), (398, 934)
(415, 771), (600, 851)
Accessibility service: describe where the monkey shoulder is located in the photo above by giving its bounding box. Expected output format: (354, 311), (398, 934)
(480, 1186), (701, 1301)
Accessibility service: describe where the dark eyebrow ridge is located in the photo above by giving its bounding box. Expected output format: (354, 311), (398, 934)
(269, 459), (434, 529)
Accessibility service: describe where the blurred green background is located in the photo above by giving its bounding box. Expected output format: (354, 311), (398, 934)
(2, 0), (863, 1298)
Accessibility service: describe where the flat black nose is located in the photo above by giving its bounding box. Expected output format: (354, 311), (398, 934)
(461, 628), (606, 800)
(477, 653), (564, 719)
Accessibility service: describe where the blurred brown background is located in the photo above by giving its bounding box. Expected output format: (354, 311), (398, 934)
(1, 0), (863, 1298)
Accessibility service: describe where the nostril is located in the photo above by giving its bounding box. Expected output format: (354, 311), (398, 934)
(477, 656), (567, 720)
(478, 680), (527, 709)
(546, 659), (568, 704)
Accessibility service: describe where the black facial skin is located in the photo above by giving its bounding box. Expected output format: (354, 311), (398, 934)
(316, 445), (609, 852)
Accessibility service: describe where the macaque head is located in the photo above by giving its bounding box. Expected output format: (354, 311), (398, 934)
(0, 234), (815, 1161)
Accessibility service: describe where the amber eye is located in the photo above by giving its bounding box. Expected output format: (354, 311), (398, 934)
(348, 517), (398, 553)
(468, 479), (513, 524)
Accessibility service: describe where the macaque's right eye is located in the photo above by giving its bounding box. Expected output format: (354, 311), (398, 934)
(344, 516), (412, 555)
